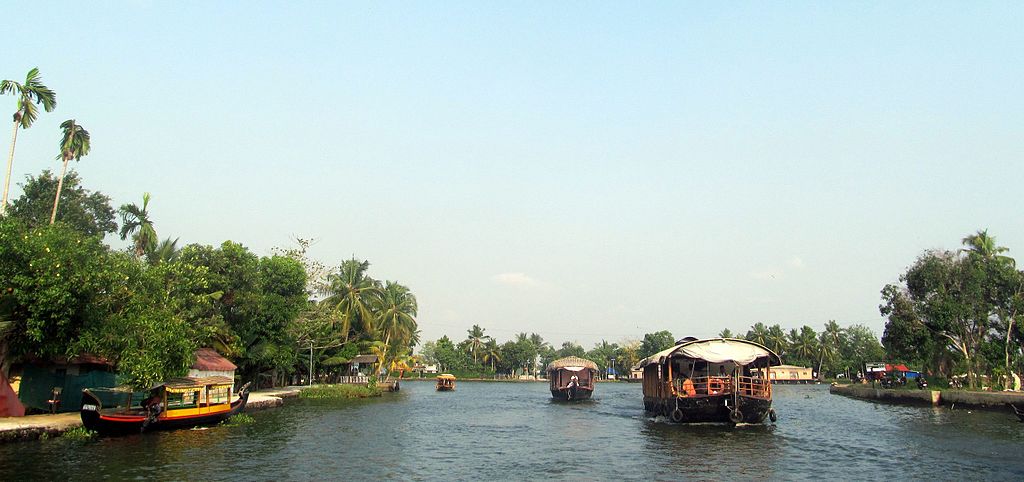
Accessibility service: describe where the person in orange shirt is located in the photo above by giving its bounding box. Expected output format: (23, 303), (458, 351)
(681, 377), (697, 397)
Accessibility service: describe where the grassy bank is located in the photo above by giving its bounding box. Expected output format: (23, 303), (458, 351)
(299, 384), (382, 399)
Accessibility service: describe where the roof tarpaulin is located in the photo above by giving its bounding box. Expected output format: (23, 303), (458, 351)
(639, 338), (780, 368)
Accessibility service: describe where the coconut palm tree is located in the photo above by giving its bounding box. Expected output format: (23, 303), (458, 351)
(322, 258), (382, 343)
(146, 237), (181, 265)
(961, 229), (1014, 267)
(481, 339), (501, 372)
(465, 324), (490, 364)
(1, 68), (57, 215)
(745, 322), (770, 346)
(119, 193), (158, 257)
(766, 324), (788, 357)
(376, 281), (418, 369)
(50, 120), (90, 224)
(718, 328), (734, 338)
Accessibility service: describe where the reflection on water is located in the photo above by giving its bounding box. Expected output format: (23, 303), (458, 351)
(2, 382), (1023, 480)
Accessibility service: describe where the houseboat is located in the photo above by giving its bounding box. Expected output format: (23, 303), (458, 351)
(81, 377), (250, 435)
(436, 374), (456, 391)
(638, 337), (780, 424)
(546, 356), (598, 401)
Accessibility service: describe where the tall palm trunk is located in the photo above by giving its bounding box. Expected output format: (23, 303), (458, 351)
(49, 157), (70, 224)
(1, 121), (19, 214)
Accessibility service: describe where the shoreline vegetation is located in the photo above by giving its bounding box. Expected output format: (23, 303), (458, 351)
(299, 384), (382, 399)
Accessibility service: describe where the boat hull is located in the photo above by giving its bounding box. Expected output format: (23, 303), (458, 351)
(81, 391), (249, 435)
(550, 386), (593, 401)
(643, 394), (771, 424)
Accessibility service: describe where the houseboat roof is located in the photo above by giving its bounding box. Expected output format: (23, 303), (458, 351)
(638, 337), (781, 368)
(437, 374), (456, 380)
(546, 356), (598, 372)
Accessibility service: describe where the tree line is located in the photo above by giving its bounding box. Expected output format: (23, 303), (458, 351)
(881, 230), (1023, 389)
(418, 320), (884, 379)
(0, 68), (419, 389)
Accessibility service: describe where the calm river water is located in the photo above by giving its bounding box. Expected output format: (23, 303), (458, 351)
(3, 382), (1024, 480)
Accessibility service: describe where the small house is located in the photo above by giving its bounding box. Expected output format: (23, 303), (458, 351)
(342, 354), (379, 376)
(188, 347), (237, 380)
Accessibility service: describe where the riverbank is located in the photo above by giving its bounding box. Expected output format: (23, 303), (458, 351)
(0, 385), (304, 443)
(830, 383), (1024, 410)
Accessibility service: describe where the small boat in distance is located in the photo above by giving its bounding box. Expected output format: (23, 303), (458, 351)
(547, 356), (598, 401)
(638, 337), (780, 424)
(436, 374), (456, 391)
(81, 377), (250, 435)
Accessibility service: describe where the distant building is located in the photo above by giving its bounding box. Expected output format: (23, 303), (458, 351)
(412, 364), (438, 374)
(769, 365), (815, 384)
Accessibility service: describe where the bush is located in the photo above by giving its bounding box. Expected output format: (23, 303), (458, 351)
(300, 384), (381, 399)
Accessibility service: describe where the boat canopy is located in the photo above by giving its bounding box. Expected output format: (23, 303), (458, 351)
(437, 374), (456, 380)
(546, 356), (598, 373)
(637, 338), (781, 368)
(154, 376), (234, 393)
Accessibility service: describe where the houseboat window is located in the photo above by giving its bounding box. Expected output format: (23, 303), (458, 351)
(166, 391), (200, 409)
(208, 386), (231, 404)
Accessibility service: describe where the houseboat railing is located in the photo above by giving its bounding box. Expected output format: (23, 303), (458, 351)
(666, 376), (771, 400)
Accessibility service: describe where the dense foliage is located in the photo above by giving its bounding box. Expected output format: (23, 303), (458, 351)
(880, 231), (1023, 389)
(0, 172), (419, 390)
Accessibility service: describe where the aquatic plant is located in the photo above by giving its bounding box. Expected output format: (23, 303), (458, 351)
(61, 427), (97, 441)
(221, 413), (256, 426)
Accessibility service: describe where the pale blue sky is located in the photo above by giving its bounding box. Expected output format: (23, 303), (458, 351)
(3, 2), (1022, 346)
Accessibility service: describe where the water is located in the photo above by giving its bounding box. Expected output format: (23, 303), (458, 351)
(2, 382), (1023, 480)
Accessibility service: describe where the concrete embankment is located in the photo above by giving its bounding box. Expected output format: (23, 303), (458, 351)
(0, 386), (307, 443)
(830, 384), (1024, 410)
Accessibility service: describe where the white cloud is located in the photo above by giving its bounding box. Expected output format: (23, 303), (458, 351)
(492, 272), (543, 288)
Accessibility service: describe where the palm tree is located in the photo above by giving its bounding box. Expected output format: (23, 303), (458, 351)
(50, 119), (90, 224)
(766, 324), (788, 357)
(718, 328), (734, 338)
(146, 237), (181, 265)
(961, 229), (1014, 267)
(788, 326), (819, 366)
(481, 339), (501, 372)
(376, 281), (418, 368)
(465, 324), (490, 364)
(322, 258), (382, 343)
(1, 68), (57, 215)
(119, 193), (157, 257)
(745, 322), (770, 346)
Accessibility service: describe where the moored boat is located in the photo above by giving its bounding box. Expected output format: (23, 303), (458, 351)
(436, 374), (456, 391)
(547, 356), (598, 401)
(81, 377), (250, 435)
(638, 337), (780, 424)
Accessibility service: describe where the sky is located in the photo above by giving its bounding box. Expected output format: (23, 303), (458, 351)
(2, 2), (1022, 348)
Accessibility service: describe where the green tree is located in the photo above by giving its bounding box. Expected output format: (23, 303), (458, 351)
(376, 281), (418, 376)
(1, 68), (56, 214)
(7, 170), (116, 236)
(119, 193), (158, 257)
(50, 120), (90, 224)
(766, 324), (788, 357)
(718, 328), (734, 338)
(0, 219), (108, 377)
(745, 322), (770, 346)
(787, 326), (818, 367)
(464, 324), (490, 364)
(146, 237), (181, 265)
(481, 339), (501, 372)
(323, 258), (382, 343)
(639, 330), (675, 359)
